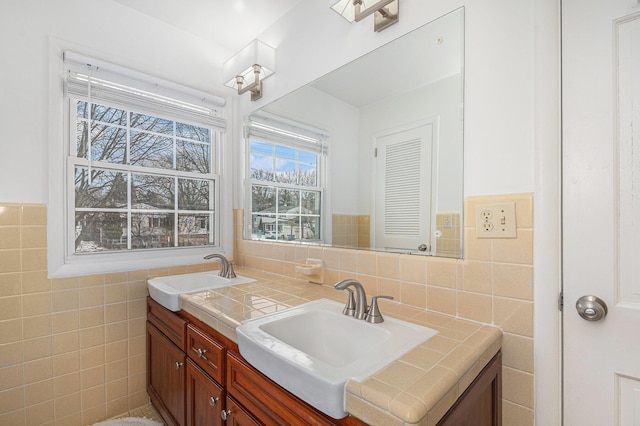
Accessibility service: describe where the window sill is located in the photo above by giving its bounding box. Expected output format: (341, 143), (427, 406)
(48, 246), (229, 278)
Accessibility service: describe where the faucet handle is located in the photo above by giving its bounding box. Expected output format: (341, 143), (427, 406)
(364, 295), (394, 324)
(341, 288), (356, 316)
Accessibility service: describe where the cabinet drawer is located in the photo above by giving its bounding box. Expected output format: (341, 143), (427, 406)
(148, 297), (188, 351)
(187, 323), (226, 385)
(226, 352), (336, 426)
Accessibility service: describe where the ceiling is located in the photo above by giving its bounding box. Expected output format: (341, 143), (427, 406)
(310, 9), (463, 107)
(112, 0), (303, 57)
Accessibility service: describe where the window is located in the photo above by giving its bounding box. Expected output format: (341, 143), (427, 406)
(246, 113), (327, 243)
(52, 51), (228, 275)
(71, 100), (217, 253)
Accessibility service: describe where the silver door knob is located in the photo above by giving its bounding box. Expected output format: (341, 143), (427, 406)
(575, 295), (608, 321)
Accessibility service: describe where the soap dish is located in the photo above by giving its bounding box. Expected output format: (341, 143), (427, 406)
(295, 259), (324, 283)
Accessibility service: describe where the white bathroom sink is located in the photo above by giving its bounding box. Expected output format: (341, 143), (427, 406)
(147, 271), (255, 311)
(236, 298), (437, 419)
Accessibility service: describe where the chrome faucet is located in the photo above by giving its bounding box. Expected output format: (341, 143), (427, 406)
(203, 253), (231, 278)
(334, 279), (367, 320)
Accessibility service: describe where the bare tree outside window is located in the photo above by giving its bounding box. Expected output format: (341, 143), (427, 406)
(73, 101), (216, 253)
(249, 139), (322, 242)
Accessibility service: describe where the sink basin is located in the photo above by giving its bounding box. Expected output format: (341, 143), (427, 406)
(147, 271), (255, 311)
(236, 298), (437, 419)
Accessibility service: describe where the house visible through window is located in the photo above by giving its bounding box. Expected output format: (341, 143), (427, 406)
(246, 113), (327, 243)
(65, 52), (225, 256)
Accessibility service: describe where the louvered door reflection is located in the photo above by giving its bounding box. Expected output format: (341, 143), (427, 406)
(374, 123), (433, 252)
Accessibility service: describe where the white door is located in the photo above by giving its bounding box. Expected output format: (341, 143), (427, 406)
(374, 124), (433, 252)
(563, 0), (640, 424)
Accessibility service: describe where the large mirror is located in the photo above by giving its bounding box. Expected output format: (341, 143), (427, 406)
(244, 8), (464, 258)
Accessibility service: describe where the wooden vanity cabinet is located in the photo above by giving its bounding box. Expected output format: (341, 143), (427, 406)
(437, 351), (502, 426)
(147, 297), (501, 426)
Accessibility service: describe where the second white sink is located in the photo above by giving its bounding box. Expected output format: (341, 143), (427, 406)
(236, 298), (437, 419)
(147, 271), (255, 311)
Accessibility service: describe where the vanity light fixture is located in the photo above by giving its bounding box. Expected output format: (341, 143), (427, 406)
(329, 0), (399, 32)
(223, 40), (276, 101)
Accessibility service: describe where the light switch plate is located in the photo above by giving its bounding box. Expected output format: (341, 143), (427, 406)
(475, 202), (517, 238)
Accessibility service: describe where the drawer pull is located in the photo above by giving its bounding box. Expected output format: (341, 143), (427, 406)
(196, 348), (207, 358)
(209, 396), (219, 406)
(220, 409), (231, 420)
(175, 361), (184, 370)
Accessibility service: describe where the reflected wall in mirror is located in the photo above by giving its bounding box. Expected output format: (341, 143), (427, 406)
(244, 8), (464, 258)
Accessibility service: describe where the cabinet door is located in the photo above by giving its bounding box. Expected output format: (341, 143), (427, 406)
(186, 359), (224, 426)
(147, 321), (186, 426)
(225, 396), (261, 426)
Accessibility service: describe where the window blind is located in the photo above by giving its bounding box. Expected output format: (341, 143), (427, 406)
(246, 111), (328, 155)
(64, 51), (226, 129)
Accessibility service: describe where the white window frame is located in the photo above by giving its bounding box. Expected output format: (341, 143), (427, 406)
(67, 96), (222, 251)
(244, 112), (328, 244)
(48, 47), (232, 277)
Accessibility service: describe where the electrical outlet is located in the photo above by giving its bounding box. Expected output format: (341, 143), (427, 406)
(443, 214), (453, 228)
(475, 202), (517, 238)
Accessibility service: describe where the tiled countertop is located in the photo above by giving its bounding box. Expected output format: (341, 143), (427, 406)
(179, 268), (502, 426)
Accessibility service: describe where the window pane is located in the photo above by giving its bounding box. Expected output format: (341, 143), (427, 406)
(177, 140), (210, 173)
(299, 162), (317, 186)
(176, 122), (210, 143)
(278, 189), (300, 214)
(250, 154), (274, 181)
(75, 167), (127, 208)
(250, 141), (274, 156)
(252, 185), (275, 213)
(301, 216), (321, 241)
(132, 174), (174, 209)
(130, 131), (173, 169)
(90, 124), (127, 163)
(275, 159), (297, 184)
(131, 113), (173, 134)
(91, 104), (127, 125)
(302, 191), (321, 215)
(76, 122), (88, 158)
(75, 212), (126, 253)
(178, 214), (212, 247)
(281, 215), (299, 241)
(131, 212), (174, 249)
(77, 100), (88, 119)
(178, 178), (210, 210)
(299, 151), (316, 165)
(251, 214), (276, 239)
(275, 145), (296, 160)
